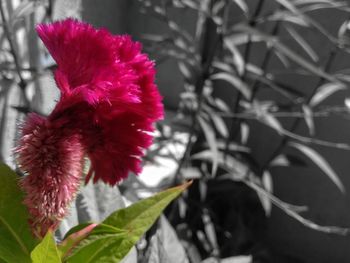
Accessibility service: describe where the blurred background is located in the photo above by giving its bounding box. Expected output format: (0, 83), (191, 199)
(1, 0), (350, 262)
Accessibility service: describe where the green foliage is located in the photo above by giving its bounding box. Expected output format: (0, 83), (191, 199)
(31, 231), (61, 263)
(1, 0), (350, 261)
(61, 181), (191, 263)
(0, 162), (190, 262)
(0, 164), (38, 263)
(62, 225), (127, 263)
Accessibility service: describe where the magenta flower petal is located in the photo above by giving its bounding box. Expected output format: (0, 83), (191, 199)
(36, 18), (116, 91)
(37, 19), (164, 185)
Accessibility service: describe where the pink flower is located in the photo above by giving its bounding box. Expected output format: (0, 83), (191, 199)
(16, 113), (84, 237)
(16, 19), (163, 236)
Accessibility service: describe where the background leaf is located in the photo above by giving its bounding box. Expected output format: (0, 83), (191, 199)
(288, 142), (345, 193)
(234, 24), (341, 83)
(302, 104), (315, 135)
(145, 216), (189, 263)
(198, 115), (219, 176)
(257, 171), (274, 216)
(76, 181), (125, 223)
(58, 180), (125, 241)
(210, 73), (251, 99)
(285, 25), (318, 62)
(231, 0), (248, 15)
(202, 255), (252, 263)
(309, 83), (346, 107)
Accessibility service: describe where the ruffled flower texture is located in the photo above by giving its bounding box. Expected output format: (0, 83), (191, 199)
(16, 18), (163, 236)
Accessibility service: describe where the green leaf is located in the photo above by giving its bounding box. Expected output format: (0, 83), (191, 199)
(64, 182), (191, 263)
(63, 224), (127, 263)
(31, 231), (61, 263)
(103, 181), (191, 235)
(288, 142), (345, 193)
(59, 223), (98, 259)
(0, 163), (38, 263)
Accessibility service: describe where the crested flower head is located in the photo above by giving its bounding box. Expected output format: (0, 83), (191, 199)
(37, 18), (164, 185)
(16, 18), (163, 236)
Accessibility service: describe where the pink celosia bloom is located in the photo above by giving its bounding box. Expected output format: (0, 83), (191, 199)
(16, 113), (84, 237)
(16, 18), (163, 236)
